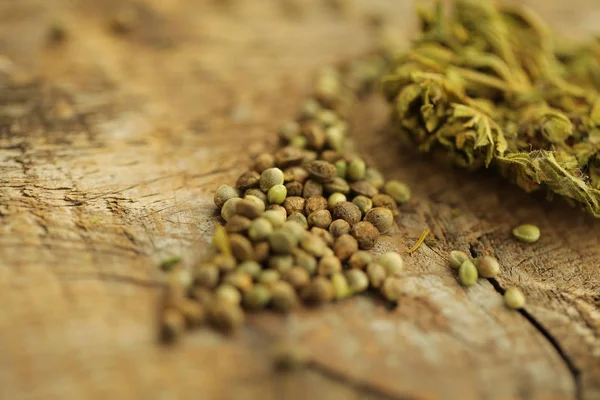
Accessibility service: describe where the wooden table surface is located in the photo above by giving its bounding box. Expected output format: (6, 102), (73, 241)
(0, 1), (599, 399)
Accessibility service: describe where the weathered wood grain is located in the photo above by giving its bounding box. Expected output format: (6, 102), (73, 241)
(0, 0), (598, 399)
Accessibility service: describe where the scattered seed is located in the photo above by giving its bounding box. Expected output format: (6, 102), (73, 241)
(272, 342), (311, 371)
(327, 192), (347, 210)
(245, 188), (268, 204)
(248, 217), (273, 241)
(512, 224), (541, 243)
(268, 254), (294, 274)
(283, 196), (305, 215)
(253, 153), (275, 173)
(208, 300), (244, 333)
(333, 234), (358, 261)
(215, 284), (242, 305)
(243, 284), (271, 311)
(378, 252), (404, 276)
(302, 276), (334, 304)
(308, 209), (333, 229)
(259, 269), (281, 286)
(293, 248), (318, 275)
(458, 260), (478, 287)
(449, 250), (470, 270)
(285, 181), (303, 197)
(350, 180), (378, 197)
(303, 179), (324, 198)
(310, 227), (334, 247)
(365, 168), (385, 189)
(504, 287), (526, 309)
(263, 209), (287, 228)
(194, 264), (220, 288)
(283, 266), (311, 289)
(333, 201), (362, 226)
(224, 271), (253, 292)
(213, 254), (237, 272)
(331, 272), (351, 299)
(254, 242), (270, 263)
(269, 230), (297, 254)
(305, 196), (328, 214)
(348, 158), (366, 181)
(335, 159), (347, 178)
(352, 195), (373, 216)
(229, 234), (255, 262)
(345, 269), (369, 293)
(348, 251), (372, 269)
(236, 198), (264, 219)
(372, 193), (398, 215)
(306, 160), (337, 182)
(476, 255), (500, 278)
(237, 260), (263, 279)
(366, 262), (386, 288)
(381, 276), (403, 302)
(329, 218), (351, 238)
(287, 212), (308, 228)
(300, 233), (328, 257)
(270, 281), (299, 312)
(324, 177), (350, 194)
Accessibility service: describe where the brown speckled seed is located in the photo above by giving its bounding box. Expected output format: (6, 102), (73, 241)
(305, 196), (328, 215)
(229, 234), (255, 262)
(350, 180), (378, 198)
(351, 221), (380, 250)
(236, 171), (260, 190)
(329, 219), (351, 238)
(348, 251), (372, 270)
(303, 179), (324, 198)
(332, 201), (362, 226)
(365, 207), (394, 234)
(283, 196), (305, 215)
(285, 181), (303, 197)
(307, 209), (332, 229)
(333, 234), (358, 261)
(306, 160), (337, 182)
(372, 193), (398, 216)
(253, 153), (275, 173)
(225, 215), (252, 234)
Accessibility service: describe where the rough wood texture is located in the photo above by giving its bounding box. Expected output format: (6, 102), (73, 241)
(0, 1), (598, 399)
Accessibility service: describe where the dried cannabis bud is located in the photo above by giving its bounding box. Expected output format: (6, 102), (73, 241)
(381, 0), (600, 217)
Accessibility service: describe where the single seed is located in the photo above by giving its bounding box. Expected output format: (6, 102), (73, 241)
(351, 221), (380, 250)
(287, 212), (308, 228)
(372, 193), (398, 216)
(223, 271), (253, 293)
(348, 158), (366, 181)
(275, 146), (304, 168)
(190, 287), (214, 305)
(263, 209), (286, 228)
(237, 260), (262, 279)
(365, 207), (394, 234)
(318, 255), (342, 276)
(333, 201), (362, 226)
(245, 188), (268, 205)
(305, 196), (328, 214)
(266, 204), (287, 215)
(512, 224), (541, 243)
(301, 98), (321, 118)
(268, 255), (294, 274)
(327, 192), (347, 210)
(324, 177), (350, 194)
(225, 215), (252, 234)
(160, 307), (186, 343)
(303, 122), (326, 150)
(243, 284), (271, 311)
(221, 197), (242, 221)
(345, 269), (369, 293)
(308, 209), (332, 229)
(302, 150), (317, 163)
(272, 342), (310, 371)
(348, 251), (372, 270)
(458, 260), (478, 287)
(253, 153), (275, 173)
(384, 180), (411, 203)
(300, 233), (328, 258)
(364, 168), (385, 189)
(366, 262), (386, 288)
(316, 109), (338, 127)
(381, 276), (403, 302)
(283, 196), (305, 215)
(352, 195), (373, 216)
(326, 125), (345, 151)
(260, 167), (285, 192)
(477, 255), (500, 278)
(270, 281), (299, 312)
(283, 267), (311, 289)
(335, 159), (347, 178)
(215, 284), (242, 305)
(279, 120), (300, 142)
(350, 180), (378, 198)
(213, 224), (231, 256)
(378, 252), (404, 276)
(329, 218), (351, 238)
(306, 160), (337, 182)
(331, 272), (351, 300)
(285, 181), (303, 197)
(449, 250), (470, 270)
(284, 166), (309, 183)
(310, 227), (334, 247)
(236, 198), (263, 219)
(179, 299), (206, 327)
(213, 254), (237, 272)
(303, 179), (324, 198)
(208, 300), (244, 334)
(248, 218), (273, 241)
(290, 135), (307, 148)
(259, 270), (280, 286)
(281, 221), (306, 242)
(333, 234), (358, 261)
(269, 230), (297, 254)
(214, 184), (239, 208)
(236, 170), (260, 190)
(301, 276), (334, 304)
(254, 242), (270, 263)
(321, 150), (343, 163)
(293, 248), (318, 275)
(268, 184), (288, 205)
(194, 264), (220, 289)
(229, 234), (255, 262)
(504, 287), (526, 309)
